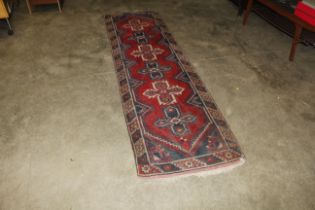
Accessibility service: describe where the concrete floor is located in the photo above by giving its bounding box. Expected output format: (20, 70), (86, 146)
(0, 0), (314, 209)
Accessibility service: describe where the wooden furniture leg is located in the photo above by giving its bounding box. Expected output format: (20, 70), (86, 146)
(25, 0), (32, 14)
(25, 0), (62, 14)
(5, 18), (13, 35)
(289, 24), (302, 61)
(56, 0), (61, 12)
(243, 0), (254, 25)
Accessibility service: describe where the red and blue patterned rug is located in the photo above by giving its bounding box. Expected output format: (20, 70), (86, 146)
(105, 12), (245, 178)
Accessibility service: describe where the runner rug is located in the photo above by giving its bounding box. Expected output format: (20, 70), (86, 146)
(105, 12), (245, 178)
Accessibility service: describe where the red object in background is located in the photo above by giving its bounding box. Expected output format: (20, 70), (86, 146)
(295, 1), (315, 26)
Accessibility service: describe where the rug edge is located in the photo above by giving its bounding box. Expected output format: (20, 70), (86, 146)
(136, 157), (246, 179)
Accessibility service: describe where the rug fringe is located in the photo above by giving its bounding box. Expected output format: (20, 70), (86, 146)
(139, 158), (246, 180)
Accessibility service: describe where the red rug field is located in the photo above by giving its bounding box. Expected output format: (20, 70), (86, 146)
(105, 12), (245, 177)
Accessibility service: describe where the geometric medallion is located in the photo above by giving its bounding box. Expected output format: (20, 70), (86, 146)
(143, 80), (184, 105)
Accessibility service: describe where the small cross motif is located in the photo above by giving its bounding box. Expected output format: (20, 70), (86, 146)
(138, 62), (171, 80)
(155, 105), (196, 137)
(131, 44), (164, 61)
(133, 31), (148, 44)
(143, 80), (184, 105)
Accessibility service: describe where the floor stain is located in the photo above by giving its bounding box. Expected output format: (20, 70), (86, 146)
(301, 112), (315, 123)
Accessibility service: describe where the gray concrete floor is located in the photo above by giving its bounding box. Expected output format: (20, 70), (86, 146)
(0, 0), (314, 209)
